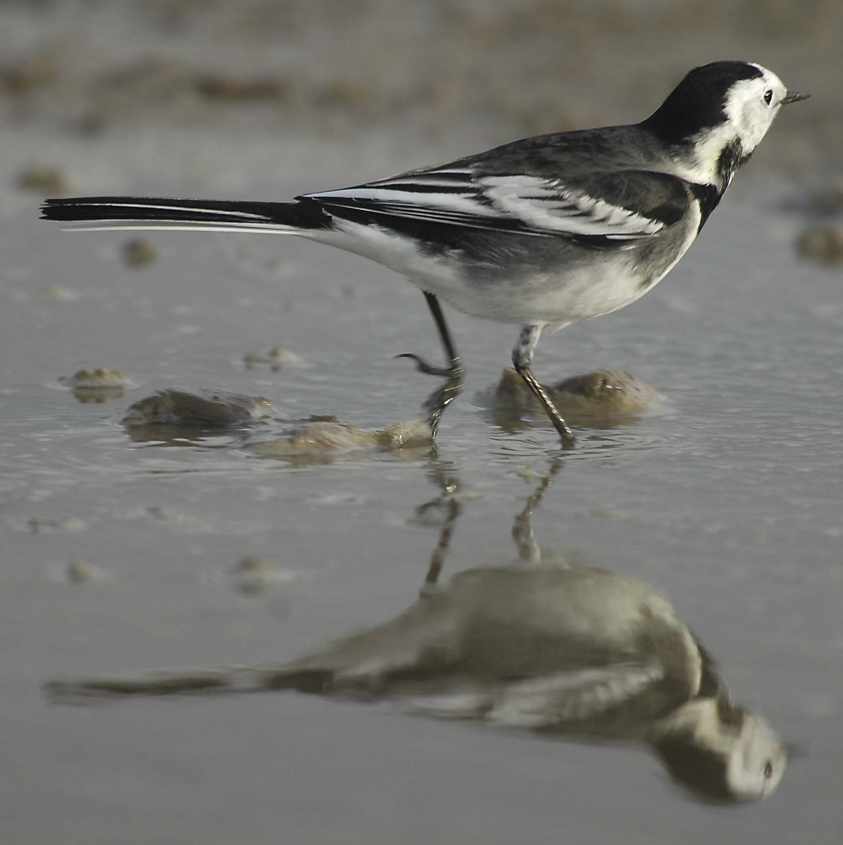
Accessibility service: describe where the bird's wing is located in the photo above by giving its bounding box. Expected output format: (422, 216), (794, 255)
(486, 663), (667, 729)
(303, 166), (687, 244)
(404, 662), (673, 731)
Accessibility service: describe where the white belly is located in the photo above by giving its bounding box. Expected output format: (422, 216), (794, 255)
(315, 209), (699, 326)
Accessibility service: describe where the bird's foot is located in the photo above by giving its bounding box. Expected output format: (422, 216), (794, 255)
(396, 353), (464, 438)
(395, 352), (462, 379)
(423, 372), (463, 437)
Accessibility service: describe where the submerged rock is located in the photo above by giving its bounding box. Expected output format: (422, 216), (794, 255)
(16, 164), (69, 194)
(375, 420), (435, 449)
(493, 367), (658, 425)
(242, 345), (305, 371)
(195, 73), (288, 102)
(253, 419), (432, 459)
(231, 555), (297, 596)
(65, 559), (107, 585)
(0, 52), (57, 95)
(59, 368), (129, 403)
(797, 224), (843, 266)
(122, 389), (272, 429)
(60, 368), (128, 389)
(27, 516), (87, 535)
(122, 237), (158, 268)
(41, 285), (82, 303)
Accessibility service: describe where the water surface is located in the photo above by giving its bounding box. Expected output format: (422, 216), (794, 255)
(2, 162), (842, 842)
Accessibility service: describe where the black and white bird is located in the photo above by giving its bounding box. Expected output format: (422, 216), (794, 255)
(44, 459), (788, 802)
(44, 564), (788, 802)
(42, 61), (808, 446)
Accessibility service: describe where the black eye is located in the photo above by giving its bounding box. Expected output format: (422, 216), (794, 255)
(763, 760), (774, 779)
(763, 89), (774, 105)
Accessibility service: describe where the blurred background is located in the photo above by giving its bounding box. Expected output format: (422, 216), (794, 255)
(1, 0), (840, 199)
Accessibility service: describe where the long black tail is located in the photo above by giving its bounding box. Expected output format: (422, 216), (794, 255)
(43, 664), (352, 703)
(41, 196), (330, 233)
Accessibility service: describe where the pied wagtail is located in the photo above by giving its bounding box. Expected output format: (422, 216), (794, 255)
(45, 458), (787, 803)
(42, 61), (808, 447)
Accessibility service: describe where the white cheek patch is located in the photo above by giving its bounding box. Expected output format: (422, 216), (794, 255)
(674, 69), (784, 187)
(723, 69), (784, 154)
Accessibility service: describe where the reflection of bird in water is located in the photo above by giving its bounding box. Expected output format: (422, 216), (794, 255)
(45, 459), (786, 803)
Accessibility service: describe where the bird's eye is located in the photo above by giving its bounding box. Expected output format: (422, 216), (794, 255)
(763, 89), (774, 106)
(763, 760), (774, 779)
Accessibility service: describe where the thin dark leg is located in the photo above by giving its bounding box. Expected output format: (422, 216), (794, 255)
(397, 292), (465, 436)
(512, 457), (563, 563)
(512, 324), (576, 448)
(411, 455), (463, 593)
(421, 495), (461, 590)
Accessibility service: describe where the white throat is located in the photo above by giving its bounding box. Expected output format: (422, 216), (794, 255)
(668, 124), (743, 188)
(666, 63), (786, 188)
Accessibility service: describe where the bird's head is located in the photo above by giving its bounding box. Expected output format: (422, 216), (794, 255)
(654, 696), (788, 803)
(644, 61), (809, 188)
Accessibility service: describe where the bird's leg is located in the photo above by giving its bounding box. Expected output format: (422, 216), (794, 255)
(421, 495), (462, 591)
(512, 457), (563, 564)
(397, 293), (460, 378)
(397, 292), (464, 437)
(512, 323), (576, 448)
(413, 456), (463, 593)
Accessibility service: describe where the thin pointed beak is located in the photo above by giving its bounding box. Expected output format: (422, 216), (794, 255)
(781, 91), (810, 105)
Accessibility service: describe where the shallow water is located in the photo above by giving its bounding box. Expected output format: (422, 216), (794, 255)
(2, 170), (843, 842)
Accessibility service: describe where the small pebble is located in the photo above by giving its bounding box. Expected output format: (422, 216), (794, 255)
(122, 238), (158, 268)
(231, 556), (295, 596)
(59, 368), (129, 404)
(42, 285), (81, 302)
(243, 345), (305, 371)
(0, 53), (57, 95)
(123, 389), (272, 428)
(314, 79), (370, 109)
(375, 419), (434, 449)
(797, 225), (843, 266)
(60, 368), (129, 389)
(253, 419), (431, 459)
(16, 164), (69, 194)
(493, 368), (657, 422)
(195, 74), (288, 102)
(254, 422), (378, 457)
(27, 516), (87, 535)
(66, 560), (100, 584)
